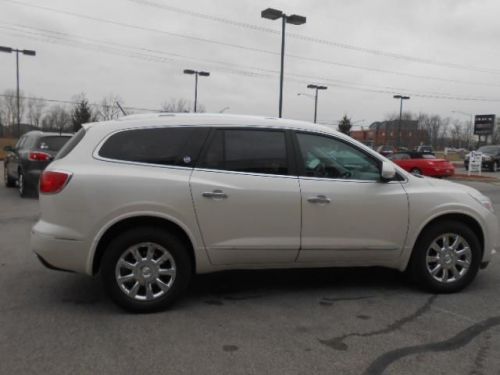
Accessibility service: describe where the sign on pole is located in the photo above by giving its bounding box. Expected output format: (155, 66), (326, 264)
(468, 151), (482, 176)
(474, 114), (495, 135)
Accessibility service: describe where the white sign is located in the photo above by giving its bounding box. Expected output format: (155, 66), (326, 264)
(468, 151), (482, 175)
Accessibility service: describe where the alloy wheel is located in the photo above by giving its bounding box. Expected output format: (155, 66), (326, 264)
(425, 233), (472, 284)
(18, 173), (24, 196)
(115, 242), (176, 301)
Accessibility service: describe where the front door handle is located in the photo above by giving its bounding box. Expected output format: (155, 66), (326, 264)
(202, 189), (228, 200)
(307, 195), (331, 204)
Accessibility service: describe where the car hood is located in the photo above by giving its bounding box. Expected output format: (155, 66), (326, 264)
(420, 175), (479, 195)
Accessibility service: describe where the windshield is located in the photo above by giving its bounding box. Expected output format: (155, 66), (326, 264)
(477, 146), (500, 154)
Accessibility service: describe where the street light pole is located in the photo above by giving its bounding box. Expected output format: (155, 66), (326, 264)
(0, 46), (36, 137)
(261, 8), (306, 118)
(393, 95), (410, 147)
(183, 69), (210, 113)
(307, 84), (327, 123)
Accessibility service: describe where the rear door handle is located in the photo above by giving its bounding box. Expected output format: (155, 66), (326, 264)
(307, 195), (331, 204)
(202, 189), (228, 200)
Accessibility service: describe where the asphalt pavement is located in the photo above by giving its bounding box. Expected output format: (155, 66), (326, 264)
(1, 166), (500, 375)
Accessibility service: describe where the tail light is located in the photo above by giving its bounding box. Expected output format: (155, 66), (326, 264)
(29, 152), (51, 161)
(39, 171), (72, 194)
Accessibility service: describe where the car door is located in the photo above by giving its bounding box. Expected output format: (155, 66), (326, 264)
(294, 131), (409, 264)
(7, 135), (26, 178)
(190, 128), (301, 265)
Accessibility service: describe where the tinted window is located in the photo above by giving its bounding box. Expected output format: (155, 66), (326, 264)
(37, 136), (71, 151)
(199, 129), (289, 175)
(98, 127), (209, 167)
(55, 129), (85, 160)
(16, 135), (27, 149)
(296, 133), (380, 181)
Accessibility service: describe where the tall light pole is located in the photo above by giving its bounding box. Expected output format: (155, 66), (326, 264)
(306, 84), (327, 123)
(261, 8), (306, 118)
(393, 95), (410, 147)
(0, 46), (36, 137)
(183, 69), (210, 113)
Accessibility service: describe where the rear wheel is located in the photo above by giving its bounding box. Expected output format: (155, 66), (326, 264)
(4, 165), (15, 187)
(410, 168), (422, 175)
(409, 220), (481, 293)
(18, 171), (28, 197)
(101, 227), (192, 313)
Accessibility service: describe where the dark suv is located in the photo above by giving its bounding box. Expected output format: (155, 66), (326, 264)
(4, 131), (72, 197)
(464, 145), (500, 172)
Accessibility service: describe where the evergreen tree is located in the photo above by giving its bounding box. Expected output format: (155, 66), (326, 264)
(338, 115), (352, 135)
(72, 98), (94, 132)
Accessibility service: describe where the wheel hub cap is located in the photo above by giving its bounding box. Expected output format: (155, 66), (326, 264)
(425, 233), (472, 284)
(115, 242), (176, 301)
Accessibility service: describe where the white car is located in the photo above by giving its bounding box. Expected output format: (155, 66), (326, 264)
(31, 114), (498, 312)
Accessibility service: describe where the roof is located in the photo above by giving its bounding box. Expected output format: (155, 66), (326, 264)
(23, 130), (73, 137)
(84, 113), (340, 134)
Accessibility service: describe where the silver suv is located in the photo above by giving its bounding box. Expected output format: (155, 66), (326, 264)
(31, 114), (498, 312)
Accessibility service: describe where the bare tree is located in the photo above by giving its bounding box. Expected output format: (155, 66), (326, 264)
(41, 105), (72, 133)
(1, 89), (25, 133)
(450, 120), (464, 148)
(26, 97), (46, 128)
(96, 94), (124, 121)
(161, 98), (191, 113)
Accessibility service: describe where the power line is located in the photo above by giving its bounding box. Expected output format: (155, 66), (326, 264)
(3, 23), (500, 103)
(4, 0), (500, 78)
(127, 0), (500, 75)
(0, 93), (161, 112)
(4, 21), (500, 90)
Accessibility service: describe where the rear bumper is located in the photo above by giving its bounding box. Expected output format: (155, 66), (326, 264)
(31, 223), (90, 274)
(25, 169), (42, 188)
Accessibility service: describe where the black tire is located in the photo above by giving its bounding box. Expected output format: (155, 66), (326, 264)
(4, 165), (15, 188)
(101, 227), (192, 313)
(18, 171), (28, 198)
(490, 161), (498, 172)
(409, 220), (481, 293)
(410, 168), (422, 175)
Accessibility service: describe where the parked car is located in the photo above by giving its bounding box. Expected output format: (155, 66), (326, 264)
(389, 152), (455, 177)
(4, 131), (72, 197)
(464, 145), (500, 172)
(31, 114), (498, 312)
(416, 145), (434, 153)
(376, 145), (394, 156)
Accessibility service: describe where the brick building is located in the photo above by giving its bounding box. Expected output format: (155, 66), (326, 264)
(350, 120), (429, 149)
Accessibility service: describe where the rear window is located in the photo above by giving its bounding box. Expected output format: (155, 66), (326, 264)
(199, 129), (289, 175)
(98, 127), (209, 167)
(37, 136), (71, 152)
(55, 129), (85, 160)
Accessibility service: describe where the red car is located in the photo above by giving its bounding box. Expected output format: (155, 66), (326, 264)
(389, 152), (455, 177)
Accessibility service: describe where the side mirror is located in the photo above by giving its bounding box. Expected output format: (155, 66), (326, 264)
(3, 145), (14, 152)
(381, 161), (396, 181)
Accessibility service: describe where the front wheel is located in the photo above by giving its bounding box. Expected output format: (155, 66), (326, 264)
(409, 220), (481, 293)
(410, 168), (422, 176)
(4, 165), (15, 187)
(101, 227), (192, 313)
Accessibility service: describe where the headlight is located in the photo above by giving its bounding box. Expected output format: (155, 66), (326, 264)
(483, 155), (492, 161)
(469, 192), (494, 213)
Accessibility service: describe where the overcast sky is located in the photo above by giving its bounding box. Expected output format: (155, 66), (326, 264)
(1, 0), (500, 126)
